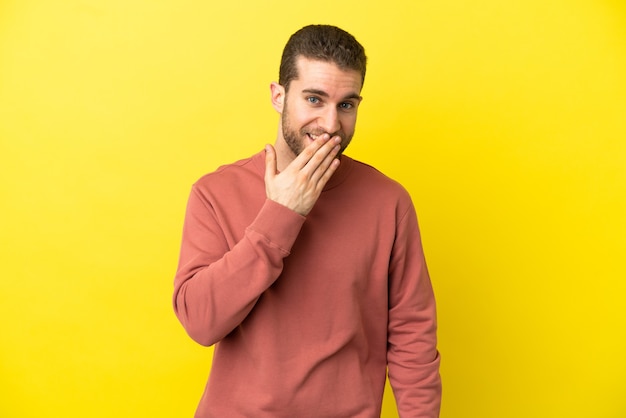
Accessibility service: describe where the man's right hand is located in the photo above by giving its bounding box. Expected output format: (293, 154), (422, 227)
(264, 134), (342, 216)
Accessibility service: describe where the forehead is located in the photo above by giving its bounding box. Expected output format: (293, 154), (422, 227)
(291, 57), (363, 95)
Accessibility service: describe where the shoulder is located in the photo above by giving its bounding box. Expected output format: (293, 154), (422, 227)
(335, 156), (416, 221)
(346, 157), (412, 200)
(186, 152), (266, 210)
(193, 151), (264, 191)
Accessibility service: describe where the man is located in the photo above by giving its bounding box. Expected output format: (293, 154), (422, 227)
(173, 24), (441, 417)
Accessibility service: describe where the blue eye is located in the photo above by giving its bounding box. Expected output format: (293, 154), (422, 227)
(339, 102), (354, 110)
(307, 96), (320, 104)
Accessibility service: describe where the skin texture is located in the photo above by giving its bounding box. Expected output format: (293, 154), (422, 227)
(265, 57), (363, 216)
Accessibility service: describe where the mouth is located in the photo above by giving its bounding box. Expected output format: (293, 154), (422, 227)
(306, 133), (322, 142)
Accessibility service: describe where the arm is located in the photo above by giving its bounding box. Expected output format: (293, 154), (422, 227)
(387, 202), (442, 418)
(173, 193), (305, 346)
(173, 135), (342, 346)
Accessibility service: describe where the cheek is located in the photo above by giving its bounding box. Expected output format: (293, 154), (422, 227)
(295, 110), (319, 128)
(341, 114), (358, 133)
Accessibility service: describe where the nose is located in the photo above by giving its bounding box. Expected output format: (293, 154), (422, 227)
(318, 107), (341, 135)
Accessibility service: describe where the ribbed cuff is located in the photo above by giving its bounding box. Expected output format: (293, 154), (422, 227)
(246, 199), (306, 254)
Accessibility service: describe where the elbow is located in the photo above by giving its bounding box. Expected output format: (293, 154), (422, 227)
(184, 323), (218, 347)
(174, 305), (220, 347)
(173, 290), (220, 347)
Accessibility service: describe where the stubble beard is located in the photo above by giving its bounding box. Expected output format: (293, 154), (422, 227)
(281, 104), (353, 158)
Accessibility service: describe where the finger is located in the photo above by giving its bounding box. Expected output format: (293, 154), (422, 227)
(310, 143), (341, 186)
(289, 133), (331, 170)
(315, 157), (341, 189)
(264, 144), (277, 182)
(302, 135), (341, 174)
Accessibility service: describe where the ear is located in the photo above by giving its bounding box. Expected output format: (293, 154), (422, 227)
(270, 82), (285, 113)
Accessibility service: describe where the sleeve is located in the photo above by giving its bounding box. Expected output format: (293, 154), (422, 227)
(387, 200), (442, 418)
(172, 184), (306, 347)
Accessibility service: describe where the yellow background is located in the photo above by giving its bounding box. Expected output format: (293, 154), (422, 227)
(1, 0), (625, 417)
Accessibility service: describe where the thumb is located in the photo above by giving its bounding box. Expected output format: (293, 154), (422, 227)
(264, 144), (277, 181)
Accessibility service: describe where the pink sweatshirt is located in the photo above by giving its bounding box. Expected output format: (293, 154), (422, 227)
(173, 151), (441, 417)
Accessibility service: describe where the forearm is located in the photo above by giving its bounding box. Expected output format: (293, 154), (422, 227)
(388, 308), (441, 418)
(387, 202), (442, 417)
(173, 193), (305, 346)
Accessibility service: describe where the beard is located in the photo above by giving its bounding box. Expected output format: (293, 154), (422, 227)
(281, 103), (353, 158)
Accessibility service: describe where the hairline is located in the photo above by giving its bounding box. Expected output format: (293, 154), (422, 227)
(283, 54), (365, 93)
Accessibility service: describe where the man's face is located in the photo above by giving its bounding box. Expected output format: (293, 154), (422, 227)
(274, 57), (363, 159)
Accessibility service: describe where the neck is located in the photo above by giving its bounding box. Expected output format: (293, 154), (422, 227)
(273, 132), (295, 172)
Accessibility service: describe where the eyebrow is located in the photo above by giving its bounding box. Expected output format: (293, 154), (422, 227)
(302, 88), (361, 102)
